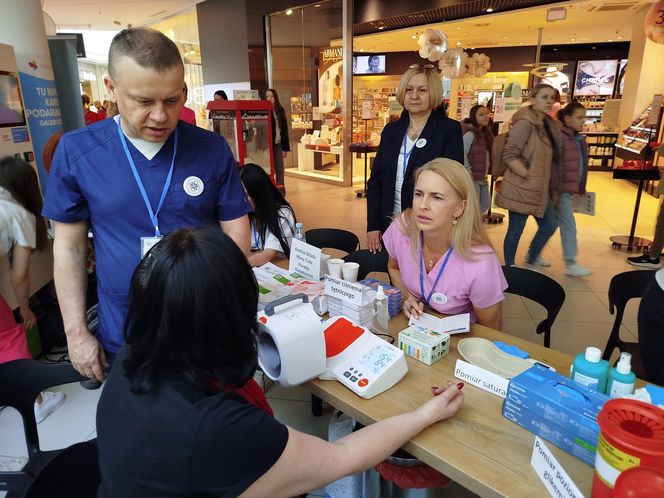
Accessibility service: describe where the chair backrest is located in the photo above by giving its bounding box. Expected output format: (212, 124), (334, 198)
(602, 270), (656, 362)
(304, 228), (360, 255)
(344, 249), (390, 282)
(501, 266), (566, 348)
(0, 360), (86, 493)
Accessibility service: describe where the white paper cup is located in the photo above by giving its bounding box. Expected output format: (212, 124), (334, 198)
(342, 262), (360, 283)
(327, 258), (344, 278)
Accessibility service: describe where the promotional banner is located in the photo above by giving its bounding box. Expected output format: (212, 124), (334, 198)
(574, 60), (619, 96)
(18, 53), (63, 189)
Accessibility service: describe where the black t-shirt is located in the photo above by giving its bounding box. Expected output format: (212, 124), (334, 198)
(96, 349), (288, 498)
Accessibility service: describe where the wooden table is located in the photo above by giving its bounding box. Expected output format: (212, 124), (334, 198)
(306, 316), (598, 498)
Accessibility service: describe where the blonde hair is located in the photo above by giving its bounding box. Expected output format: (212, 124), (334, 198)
(396, 66), (443, 110)
(401, 158), (493, 260)
(530, 83), (555, 99)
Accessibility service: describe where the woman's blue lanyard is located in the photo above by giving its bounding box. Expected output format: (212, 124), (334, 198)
(400, 132), (415, 176)
(251, 222), (261, 250)
(419, 236), (453, 307)
(116, 117), (178, 237)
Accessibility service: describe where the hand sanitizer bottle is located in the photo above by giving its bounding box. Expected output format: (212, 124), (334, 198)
(372, 285), (389, 336)
(571, 346), (609, 393)
(294, 222), (305, 242)
(607, 352), (636, 397)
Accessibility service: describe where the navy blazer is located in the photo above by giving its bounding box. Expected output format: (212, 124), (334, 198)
(366, 109), (464, 233)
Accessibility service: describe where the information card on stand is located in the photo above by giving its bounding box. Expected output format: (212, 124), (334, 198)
(531, 436), (584, 498)
(454, 359), (508, 398)
(324, 275), (364, 306)
(288, 238), (321, 280)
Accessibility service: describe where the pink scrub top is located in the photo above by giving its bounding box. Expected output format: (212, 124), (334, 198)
(383, 218), (507, 321)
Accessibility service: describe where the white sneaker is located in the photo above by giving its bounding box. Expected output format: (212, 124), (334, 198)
(565, 263), (592, 277)
(525, 255), (551, 267)
(34, 391), (65, 424)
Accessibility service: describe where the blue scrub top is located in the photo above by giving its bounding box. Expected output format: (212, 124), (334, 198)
(43, 119), (251, 353)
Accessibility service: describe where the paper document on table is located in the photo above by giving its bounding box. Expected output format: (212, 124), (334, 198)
(409, 312), (470, 335)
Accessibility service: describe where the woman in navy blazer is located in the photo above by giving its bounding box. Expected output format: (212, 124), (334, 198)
(366, 65), (463, 252)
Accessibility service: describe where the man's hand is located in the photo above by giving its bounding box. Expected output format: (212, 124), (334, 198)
(67, 329), (108, 382)
(366, 230), (382, 254)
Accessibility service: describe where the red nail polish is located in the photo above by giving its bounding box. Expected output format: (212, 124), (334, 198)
(456, 382), (464, 390)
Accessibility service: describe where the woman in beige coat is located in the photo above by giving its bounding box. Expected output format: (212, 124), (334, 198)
(496, 83), (561, 267)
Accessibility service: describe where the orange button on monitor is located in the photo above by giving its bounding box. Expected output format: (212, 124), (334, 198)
(358, 378), (369, 387)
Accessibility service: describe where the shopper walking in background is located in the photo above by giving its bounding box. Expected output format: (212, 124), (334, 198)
(0, 156), (65, 423)
(178, 82), (197, 126)
(554, 102), (592, 276)
(496, 83), (561, 268)
(367, 64), (463, 253)
(266, 88), (290, 191)
(462, 104), (494, 214)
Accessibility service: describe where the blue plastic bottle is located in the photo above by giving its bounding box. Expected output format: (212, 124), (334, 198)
(606, 352), (636, 397)
(571, 346), (609, 393)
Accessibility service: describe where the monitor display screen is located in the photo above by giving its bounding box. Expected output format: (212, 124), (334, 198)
(0, 71), (26, 127)
(574, 60), (618, 96)
(353, 55), (386, 75)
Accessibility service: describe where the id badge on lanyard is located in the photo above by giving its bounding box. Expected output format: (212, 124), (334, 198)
(116, 117), (178, 258)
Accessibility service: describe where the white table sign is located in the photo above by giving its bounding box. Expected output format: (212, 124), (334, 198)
(288, 238), (322, 280)
(531, 436), (585, 498)
(324, 275), (364, 306)
(454, 359), (509, 398)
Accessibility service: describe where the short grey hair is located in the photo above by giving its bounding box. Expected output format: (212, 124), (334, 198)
(108, 28), (183, 79)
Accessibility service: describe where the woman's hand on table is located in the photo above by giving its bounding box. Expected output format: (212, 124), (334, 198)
(403, 294), (424, 320)
(417, 381), (465, 425)
(366, 230), (382, 253)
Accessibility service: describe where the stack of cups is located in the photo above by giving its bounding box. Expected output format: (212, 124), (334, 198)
(327, 258), (360, 283)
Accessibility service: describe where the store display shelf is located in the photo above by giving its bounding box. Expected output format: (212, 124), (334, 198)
(589, 154), (614, 158)
(615, 144), (644, 154)
(583, 131), (619, 135)
(612, 168), (660, 180)
(630, 126), (657, 132)
(624, 136), (649, 143)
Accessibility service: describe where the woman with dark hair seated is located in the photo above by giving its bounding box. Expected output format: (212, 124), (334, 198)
(241, 163), (297, 267)
(97, 226), (464, 498)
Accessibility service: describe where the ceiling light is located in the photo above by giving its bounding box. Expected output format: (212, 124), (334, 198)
(463, 32), (467, 35)
(359, 48), (364, 52)
(470, 47), (475, 50)
(456, 41), (461, 46)
(456, 27), (462, 30)
(569, 38), (576, 42)
(519, 42), (524, 45)
(314, 3), (321, 6)
(378, 25), (384, 30)
(486, 8), (494, 13)
(617, 36), (623, 39)
(608, 39), (613, 42)
(411, 35), (416, 39)
(502, 36), (508, 39)
(286, 9), (293, 15)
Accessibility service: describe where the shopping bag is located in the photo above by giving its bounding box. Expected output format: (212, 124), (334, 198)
(572, 191), (596, 216)
(323, 411), (380, 498)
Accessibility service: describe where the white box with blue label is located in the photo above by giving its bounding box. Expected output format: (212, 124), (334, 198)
(502, 399), (596, 466)
(397, 325), (449, 366)
(505, 365), (607, 444)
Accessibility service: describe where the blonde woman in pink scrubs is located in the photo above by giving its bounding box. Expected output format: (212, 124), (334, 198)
(383, 158), (507, 330)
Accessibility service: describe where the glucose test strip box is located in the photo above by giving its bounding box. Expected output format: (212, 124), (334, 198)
(398, 325), (449, 366)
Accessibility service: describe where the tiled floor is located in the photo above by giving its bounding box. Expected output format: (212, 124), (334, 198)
(0, 171), (659, 497)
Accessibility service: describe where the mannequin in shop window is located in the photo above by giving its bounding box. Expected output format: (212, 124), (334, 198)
(265, 89), (290, 191)
(241, 163), (296, 267)
(366, 64), (464, 253)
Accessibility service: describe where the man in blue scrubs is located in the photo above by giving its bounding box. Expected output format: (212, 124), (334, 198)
(43, 28), (251, 383)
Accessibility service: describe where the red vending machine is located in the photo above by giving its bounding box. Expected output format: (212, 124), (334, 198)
(206, 100), (277, 186)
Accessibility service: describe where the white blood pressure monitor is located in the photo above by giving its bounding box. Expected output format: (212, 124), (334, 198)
(320, 316), (408, 399)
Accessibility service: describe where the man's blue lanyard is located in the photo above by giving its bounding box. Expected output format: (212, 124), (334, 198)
(117, 117), (177, 237)
(419, 236), (453, 306)
(400, 132), (416, 176)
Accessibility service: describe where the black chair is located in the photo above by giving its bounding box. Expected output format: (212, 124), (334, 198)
(304, 228), (360, 254)
(0, 360), (100, 498)
(601, 270), (656, 378)
(343, 249), (390, 282)
(501, 266), (566, 348)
